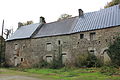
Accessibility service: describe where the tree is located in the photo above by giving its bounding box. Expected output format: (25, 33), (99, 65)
(104, 0), (120, 8)
(108, 36), (120, 66)
(23, 21), (33, 26)
(4, 29), (13, 39)
(18, 21), (34, 29)
(57, 14), (72, 21)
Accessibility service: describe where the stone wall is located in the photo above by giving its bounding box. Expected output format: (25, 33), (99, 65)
(0, 36), (5, 64)
(5, 26), (120, 67)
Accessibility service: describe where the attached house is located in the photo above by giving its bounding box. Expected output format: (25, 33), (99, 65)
(6, 4), (120, 67)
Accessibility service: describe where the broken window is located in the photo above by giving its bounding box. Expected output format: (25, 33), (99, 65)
(101, 50), (111, 63)
(89, 50), (95, 54)
(80, 34), (84, 39)
(21, 58), (24, 62)
(90, 32), (96, 40)
(15, 44), (18, 50)
(22, 44), (26, 49)
(62, 53), (67, 64)
(88, 47), (95, 54)
(46, 56), (53, 63)
(58, 40), (61, 45)
(46, 43), (52, 51)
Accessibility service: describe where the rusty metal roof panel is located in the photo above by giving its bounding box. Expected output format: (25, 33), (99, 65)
(72, 5), (120, 32)
(7, 23), (40, 41)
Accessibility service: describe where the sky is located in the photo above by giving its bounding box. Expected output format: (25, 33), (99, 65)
(0, 0), (112, 35)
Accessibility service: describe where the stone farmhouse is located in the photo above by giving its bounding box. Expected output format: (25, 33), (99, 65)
(5, 5), (120, 67)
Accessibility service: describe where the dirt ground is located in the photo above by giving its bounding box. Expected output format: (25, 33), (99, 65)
(0, 68), (53, 80)
(0, 75), (42, 80)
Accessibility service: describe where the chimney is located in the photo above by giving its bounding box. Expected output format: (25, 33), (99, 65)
(78, 9), (84, 17)
(40, 16), (46, 24)
(18, 22), (23, 29)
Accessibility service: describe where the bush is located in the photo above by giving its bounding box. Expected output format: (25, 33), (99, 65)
(33, 56), (64, 69)
(108, 36), (120, 67)
(100, 66), (117, 76)
(75, 53), (102, 68)
(33, 60), (50, 68)
(50, 55), (64, 69)
(86, 53), (102, 67)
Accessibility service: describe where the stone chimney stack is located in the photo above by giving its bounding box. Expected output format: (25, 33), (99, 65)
(40, 16), (46, 24)
(78, 9), (84, 17)
(18, 22), (23, 29)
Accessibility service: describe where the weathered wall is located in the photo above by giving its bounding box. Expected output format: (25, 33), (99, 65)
(0, 36), (5, 64)
(5, 39), (32, 67)
(5, 26), (120, 67)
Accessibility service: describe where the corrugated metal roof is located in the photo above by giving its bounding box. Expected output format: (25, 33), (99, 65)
(7, 23), (40, 41)
(7, 5), (120, 40)
(34, 17), (78, 38)
(72, 5), (120, 32)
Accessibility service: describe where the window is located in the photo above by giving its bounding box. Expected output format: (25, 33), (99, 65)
(88, 47), (95, 54)
(80, 34), (84, 39)
(105, 39), (107, 42)
(46, 43), (52, 51)
(90, 32), (96, 40)
(46, 56), (53, 63)
(98, 41), (100, 44)
(21, 58), (24, 62)
(57, 39), (62, 46)
(22, 44), (26, 49)
(101, 50), (111, 62)
(15, 44), (18, 50)
(89, 50), (94, 54)
(62, 53), (67, 64)
(58, 40), (61, 45)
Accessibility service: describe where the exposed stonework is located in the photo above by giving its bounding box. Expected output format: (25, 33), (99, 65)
(0, 36), (5, 64)
(5, 26), (120, 67)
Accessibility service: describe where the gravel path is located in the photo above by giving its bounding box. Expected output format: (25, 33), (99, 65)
(0, 75), (42, 80)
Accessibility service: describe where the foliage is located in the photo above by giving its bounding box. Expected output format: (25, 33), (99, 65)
(108, 36), (120, 66)
(23, 21), (33, 25)
(100, 66), (117, 76)
(18, 20), (33, 29)
(75, 53), (102, 68)
(4, 29), (13, 39)
(33, 60), (50, 68)
(50, 45), (64, 69)
(57, 14), (72, 21)
(50, 56), (63, 69)
(105, 0), (120, 8)
(34, 57), (63, 69)
(0, 37), (5, 67)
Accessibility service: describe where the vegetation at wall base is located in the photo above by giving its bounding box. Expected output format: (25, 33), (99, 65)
(75, 53), (103, 68)
(108, 36), (120, 67)
(100, 66), (117, 76)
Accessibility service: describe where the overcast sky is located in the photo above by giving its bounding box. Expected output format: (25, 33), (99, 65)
(0, 0), (112, 35)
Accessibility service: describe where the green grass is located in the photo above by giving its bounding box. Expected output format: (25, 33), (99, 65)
(1, 68), (120, 80)
(22, 68), (120, 80)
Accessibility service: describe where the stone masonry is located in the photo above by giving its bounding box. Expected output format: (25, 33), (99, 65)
(5, 26), (120, 67)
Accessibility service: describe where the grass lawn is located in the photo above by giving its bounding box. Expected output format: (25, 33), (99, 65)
(0, 68), (120, 80)
(10, 68), (120, 80)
